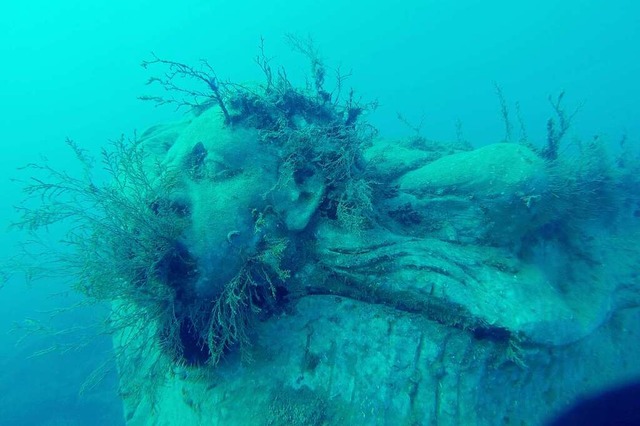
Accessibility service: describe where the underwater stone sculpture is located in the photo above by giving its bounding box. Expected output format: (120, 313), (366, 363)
(15, 39), (640, 425)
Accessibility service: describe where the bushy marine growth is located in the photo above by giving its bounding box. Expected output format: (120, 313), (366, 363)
(14, 36), (376, 404)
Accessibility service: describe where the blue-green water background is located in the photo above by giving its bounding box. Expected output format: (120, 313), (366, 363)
(1, 1), (638, 424)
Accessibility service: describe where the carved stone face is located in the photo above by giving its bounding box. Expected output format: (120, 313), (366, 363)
(143, 109), (602, 343)
(126, 109), (639, 425)
(138, 106), (325, 300)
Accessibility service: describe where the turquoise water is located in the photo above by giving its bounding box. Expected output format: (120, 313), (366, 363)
(1, 1), (639, 425)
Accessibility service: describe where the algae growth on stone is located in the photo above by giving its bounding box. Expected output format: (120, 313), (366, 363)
(14, 41), (640, 425)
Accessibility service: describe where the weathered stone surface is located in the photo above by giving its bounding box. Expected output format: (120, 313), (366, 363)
(118, 121), (640, 425)
(123, 296), (640, 425)
(393, 143), (554, 245)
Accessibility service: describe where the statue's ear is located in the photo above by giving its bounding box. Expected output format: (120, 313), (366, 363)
(271, 166), (325, 232)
